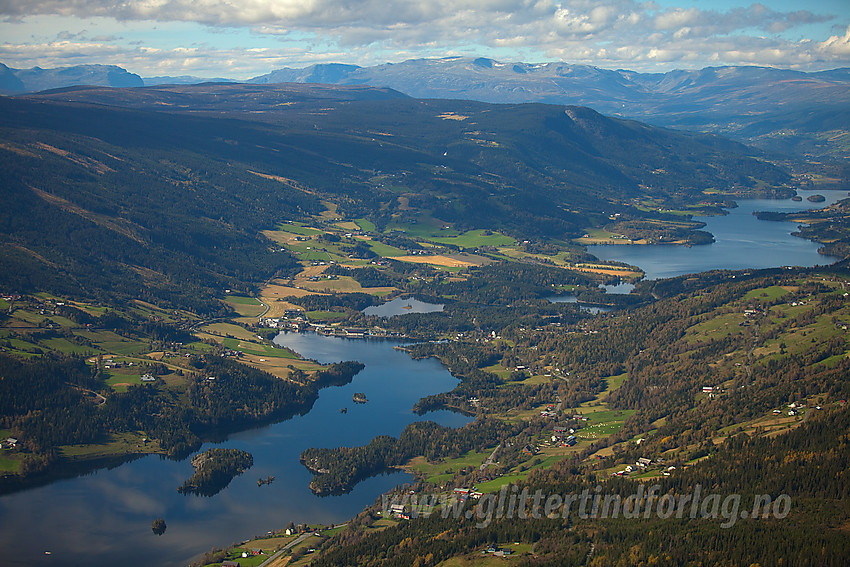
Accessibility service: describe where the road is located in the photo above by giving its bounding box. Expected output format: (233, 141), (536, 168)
(480, 444), (501, 471)
(257, 298), (270, 318)
(257, 532), (312, 567)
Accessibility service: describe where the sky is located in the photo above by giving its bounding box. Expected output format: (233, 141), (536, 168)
(1, 0), (848, 79)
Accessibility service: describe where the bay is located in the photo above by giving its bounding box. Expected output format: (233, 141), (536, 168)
(591, 191), (848, 280)
(0, 334), (470, 567)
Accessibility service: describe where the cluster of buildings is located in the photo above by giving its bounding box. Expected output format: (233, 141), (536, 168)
(521, 444), (538, 456)
(551, 425), (578, 447)
(102, 358), (137, 370)
(482, 546), (514, 557)
(539, 406), (558, 418)
(259, 317), (406, 339)
(452, 487), (485, 501)
(611, 456), (672, 477)
(388, 503), (411, 520)
(776, 401), (811, 417)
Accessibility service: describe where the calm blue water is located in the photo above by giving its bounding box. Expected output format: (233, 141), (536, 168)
(546, 296), (613, 314)
(2, 191), (846, 566)
(591, 191), (849, 280)
(0, 334), (469, 567)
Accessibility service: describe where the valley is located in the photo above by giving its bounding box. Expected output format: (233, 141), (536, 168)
(0, 81), (847, 566)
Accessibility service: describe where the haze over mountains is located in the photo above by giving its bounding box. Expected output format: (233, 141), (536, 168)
(3, 57), (849, 161)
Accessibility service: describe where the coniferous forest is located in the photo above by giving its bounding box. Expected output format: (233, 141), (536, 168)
(0, 82), (847, 566)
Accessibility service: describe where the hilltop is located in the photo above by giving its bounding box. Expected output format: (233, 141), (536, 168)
(4, 57), (847, 162)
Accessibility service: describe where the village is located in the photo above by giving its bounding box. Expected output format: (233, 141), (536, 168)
(257, 312), (408, 340)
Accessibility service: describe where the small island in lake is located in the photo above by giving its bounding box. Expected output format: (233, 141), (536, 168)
(257, 475), (275, 486)
(353, 392), (368, 403)
(807, 194), (826, 202)
(178, 448), (253, 497)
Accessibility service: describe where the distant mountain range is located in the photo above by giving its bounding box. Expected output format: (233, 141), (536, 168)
(2, 57), (848, 161)
(0, 62), (143, 92)
(248, 57), (850, 111)
(247, 58), (850, 161)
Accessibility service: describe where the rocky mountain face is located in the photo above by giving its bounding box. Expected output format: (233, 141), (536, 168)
(0, 63), (143, 94)
(0, 62), (26, 93)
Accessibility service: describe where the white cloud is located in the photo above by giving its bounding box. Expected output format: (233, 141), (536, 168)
(0, 0), (846, 75)
(820, 25), (850, 56)
(654, 7), (700, 31)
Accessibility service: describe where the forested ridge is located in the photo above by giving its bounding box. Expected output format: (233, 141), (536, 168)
(306, 406), (850, 567)
(1, 82), (847, 565)
(292, 264), (850, 565)
(301, 419), (521, 494)
(0, 85), (794, 312)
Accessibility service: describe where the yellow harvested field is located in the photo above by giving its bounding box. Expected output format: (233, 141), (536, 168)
(566, 266), (642, 277)
(393, 255), (475, 267)
(296, 265), (329, 279)
(299, 278), (363, 292)
(335, 221), (361, 231)
(576, 236), (650, 245)
(259, 299), (304, 319)
(437, 113), (469, 121)
(262, 230), (314, 245)
(262, 282), (327, 298)
(320, 206), (339, 220)
(590, 445), (617, 458)
(264, 555), (291, 567)
(240, 353), (321, 381)
(298, 277), (395, 295)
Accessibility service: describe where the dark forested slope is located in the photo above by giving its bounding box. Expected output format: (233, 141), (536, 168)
(0, 84), (791, 309)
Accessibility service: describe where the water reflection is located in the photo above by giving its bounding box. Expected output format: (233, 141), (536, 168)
(603, 283), (635, 294)
(546, 296), (614, 314)
(0, 334), (470, 567)
(363, 297), (444, 317)
(591, 191), (848, 280)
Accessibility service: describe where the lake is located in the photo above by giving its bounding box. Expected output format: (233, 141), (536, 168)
(591, 191), (849, 280)
(2, 191), (846, 566)
(546, 295), (613, 314)
(363, 297), (444, 317)
(0, 334), (470, 567)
